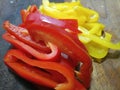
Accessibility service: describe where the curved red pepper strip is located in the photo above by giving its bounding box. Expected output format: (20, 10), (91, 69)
(24, 12), (92, 88)
(20, 5), (86, 51)
(22, 10), (87, 50)
(59, 19), (88, 51)
(20, 5), (87, 52)
(20, 5), (80, 33)
(2, 33), (60, 61)
(20, 5), (37, 23)
(3, 21), (50, 53)
(20, 9), (28, 23)
(4, 49), (86, 90)
(60, 19), (79, 33)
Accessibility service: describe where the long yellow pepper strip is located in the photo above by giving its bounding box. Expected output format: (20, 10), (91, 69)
(49, 1), (81, 10)
(78, 26), (120, 50)
(85, 42), (109, 59)
(78, 26), (110, 59)
(40, 3), (76, 19)
(84, 32), (112, 59)
(87, 34), (120, 49)
(73, 6), (99, 23)
(84, 23), (105, 36)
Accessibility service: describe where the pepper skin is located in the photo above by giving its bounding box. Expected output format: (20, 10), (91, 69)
(3, 21), (50, 53)
(4, 49), (86, 90)
(3, 33), (60, 61)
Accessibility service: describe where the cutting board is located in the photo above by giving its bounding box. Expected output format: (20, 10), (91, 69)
(0, 0), (120, 90)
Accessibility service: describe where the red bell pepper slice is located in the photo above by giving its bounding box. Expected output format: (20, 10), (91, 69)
(23, 11), (86, 50)
(20, 5), (80, 33)
(60, 19), (79, 33)
(3, 21), (50, 53)
(4, 49), (86, 90)
(20, 5), (38, 23)
(2, 33), (60, 61)
(24, 11), (92, 88)
(20, 5), (86, 51)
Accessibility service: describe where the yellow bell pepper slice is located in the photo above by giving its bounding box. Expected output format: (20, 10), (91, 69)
(39, 0), (99, 25)
(83, 23), (105, 36)
(85, 42), (109, 60)
(78, 26), (111, 59)
(82, 32), (112, 60)
(49, 1), (81, 11)
(78, 26), (120, 49)
(73, 6), (99, 23)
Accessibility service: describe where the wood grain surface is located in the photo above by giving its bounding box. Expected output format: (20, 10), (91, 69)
(0, 0), (120, 90)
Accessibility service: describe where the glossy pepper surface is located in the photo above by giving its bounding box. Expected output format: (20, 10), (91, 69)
(4, 49), (86, 90)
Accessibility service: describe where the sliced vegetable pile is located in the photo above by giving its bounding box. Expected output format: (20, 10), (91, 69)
(2, 4), (91, 90)
(40, 0), (120, 61)
(2, 0), (120, 90)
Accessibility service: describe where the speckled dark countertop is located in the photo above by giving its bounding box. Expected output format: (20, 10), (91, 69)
(0, 0), (120, 90)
